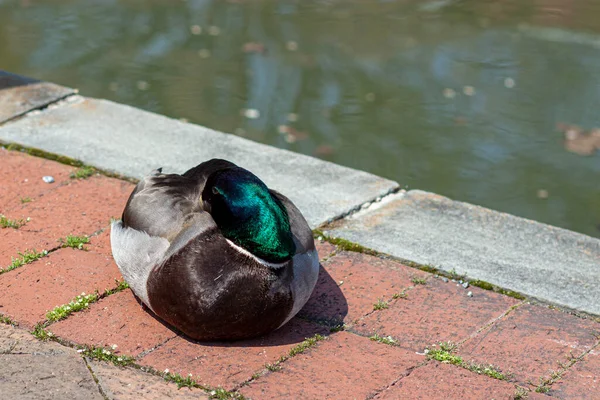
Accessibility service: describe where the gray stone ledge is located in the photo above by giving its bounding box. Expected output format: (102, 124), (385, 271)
(325, 190), (600, 316)
(0, 71), (75, 124)
(0, 95), (397, 228)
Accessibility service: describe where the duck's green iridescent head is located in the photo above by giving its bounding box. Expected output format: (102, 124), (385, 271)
(202, 167), (295, 263)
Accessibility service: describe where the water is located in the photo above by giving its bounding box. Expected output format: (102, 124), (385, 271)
(1, 0), (599, 238)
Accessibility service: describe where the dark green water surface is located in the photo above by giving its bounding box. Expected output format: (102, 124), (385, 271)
(1, 0), (599, 237)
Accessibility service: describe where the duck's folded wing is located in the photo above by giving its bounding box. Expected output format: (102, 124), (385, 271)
(122, 173), (203, 240)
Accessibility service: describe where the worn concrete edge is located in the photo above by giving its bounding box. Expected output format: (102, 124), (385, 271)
(0, 91), (400, 228)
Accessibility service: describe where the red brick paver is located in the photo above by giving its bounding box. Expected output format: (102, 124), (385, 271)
(354, 278), (520, 352)
(5, 175), (131, 237)
(551, 348), (600, 398)
(299, 251), (428, 325)
(50, 290), (177, 357)
(139, 318), (329, 389)
(241, 331), (424, 399)
(0, 149), (75, 209)
(0, 247), (121, 328)
(373, 362), (518, 399)
(459, 303), (600, 386)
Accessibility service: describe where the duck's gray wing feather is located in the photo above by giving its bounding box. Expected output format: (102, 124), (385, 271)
(123, 160), (238, 240)
(122, 172), (204, 240)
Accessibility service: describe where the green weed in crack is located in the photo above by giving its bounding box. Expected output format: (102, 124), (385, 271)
(70, 166), (96, 180)
(1, 249), (48, 274)
(426, 342), (507, 380)
(46, 292), (99, 322)
(0, 215), (28, 229)
(373, 298), (389, 311)
(369, 333), (398, 346)
(0, 314), (17, 326)
(31, 324), (53, 341)
(411, 276), (427, 285)
(46, 279), (129, 323)
(59, 234), (90, 250)
(80, 345), (135, 367)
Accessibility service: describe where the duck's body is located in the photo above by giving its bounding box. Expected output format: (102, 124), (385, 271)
(110, 159), (319, 340)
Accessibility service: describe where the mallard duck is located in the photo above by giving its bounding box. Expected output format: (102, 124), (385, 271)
(110, 159), (319, 340)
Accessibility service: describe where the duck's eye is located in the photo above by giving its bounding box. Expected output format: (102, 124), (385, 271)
(212, 186), (220, 195)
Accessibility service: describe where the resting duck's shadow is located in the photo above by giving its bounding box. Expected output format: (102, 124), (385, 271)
(141, 264), (347, 348)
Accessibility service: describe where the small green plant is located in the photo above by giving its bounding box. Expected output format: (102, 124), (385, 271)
(411, 277), (427, 285)
(392, 291), (408, 300)
(20, 197), (32, 204)
(426, 342), (507, 380)
(31, 324), (53, 341)
(46, 292), (99, 322)
(208, 387), (247, 399)
(373, 298), (389, 311)
(311, 230), (378, 255)
(0, 314), (16, 326)
(535, 384), (550, 394)
(81, 345), (135, 366)
(369, 333), (398, 346)
(265, 363), (281, 372)
(60, 234), (90, 250)
(0, 215), (27, 229)
(535, 369), (563, 393)
(70, 165), (96, 179)
(251, 372), (261, 380)
(1, 249), (48, 274)
(329, 324), (345, 333)
(104, 279), (130, 296)
(513, 386), (529, 399)
(466, 362), (507, 380)
(288, 334), (326, 358)
(164, 372), (201, 389)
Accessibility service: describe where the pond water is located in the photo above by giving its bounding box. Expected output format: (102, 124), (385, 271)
(1, 0), (599, 238)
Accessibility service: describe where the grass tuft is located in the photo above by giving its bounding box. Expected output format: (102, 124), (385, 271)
(392, 291), (408, 300)
(373, 298), (389, 311)
(104, 279), (130, 296)
(0, 215), (27, 229)
(81, 345), (135, 366)
(60, 234), (90, 250)
(70, 165), (96, 179)
(513, 386), (529, 399)
(46, 292), (99, 322)
(426, 341), (507, 380)
(208, 387), (247, 399)
(1, 249), (48, 274)
(411, 276), (427, 285)
(312, 230), (378, 255)
(265, 363), (281, 372)
(20, 197), (32, 204)
(0, 314), (16, 326)
(288, 334), (326, 358)
(31, 324), (53, 341)
(164, 372), (202, 389)
(370, 333), (398, 346)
